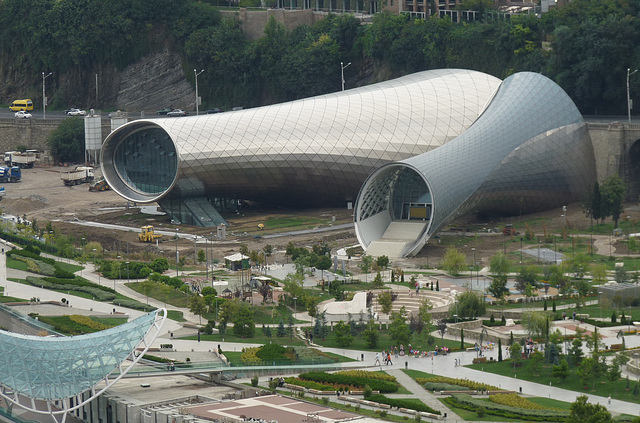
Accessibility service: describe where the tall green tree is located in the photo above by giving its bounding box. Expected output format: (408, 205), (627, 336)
(334, 320), (353, 347)
(233, 303), (255, 338)
(600, 174), (626, 228)
(389, 307), (411, 345)
(47, 117), (85, 162)
(363, 319), (379, 348)
(566, 395), (612, 423)
(442, 247), (467, 276)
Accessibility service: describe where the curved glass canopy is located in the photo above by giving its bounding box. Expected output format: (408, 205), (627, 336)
(0, 309), (166, 422)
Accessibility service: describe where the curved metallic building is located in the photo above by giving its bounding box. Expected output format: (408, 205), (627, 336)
(354, 72), (596, 258)
(101, 69), (501, 226)
(0, 309), (166, 422)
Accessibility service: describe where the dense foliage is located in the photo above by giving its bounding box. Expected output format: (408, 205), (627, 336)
(444, 393), (569, 421)
(2, 0), (640, 114)
(297, 371), (398, 392)
(365, 394), (440, 414)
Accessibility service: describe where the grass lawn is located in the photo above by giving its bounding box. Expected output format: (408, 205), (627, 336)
(6, 257), (29, 271)
(0, 295), (25, 303)
(467, 359), (640, 403)
(55, 261), (83, 273)
(436, 398), (525, 422)
(184, 332), (307, 347)
(166, 310), (185, 322)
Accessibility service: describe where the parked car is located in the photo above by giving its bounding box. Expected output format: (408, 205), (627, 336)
(206, 108), (224, 114)
(67, 108), (86, 116)
(156, 107), (172, 115)
(167, 109), (187, 117)
(14, 111), (32, 119)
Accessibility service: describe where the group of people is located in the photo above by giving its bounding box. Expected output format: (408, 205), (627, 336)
(375, 351), (394, 365)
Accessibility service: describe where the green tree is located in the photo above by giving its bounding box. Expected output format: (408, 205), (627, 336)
(316, 254), (332, 281)
(510, 342), (522, 368)
(282, 272), (304, 299)
(442, 247), (467, 276)
(515, 265), (539, 293)
(378, 291), (393, 316)
(47, 117), (85, 163)
(371, 271), (384, 288)
(197, 249), (206, 263)
(489, 251), (511, 275)
(360, 254), (374, 282)
(522, 311), (552, 338)
(334, 320), (353, 347)
(569, 337), (584, 366)
(451, 291), (486, 319)
(552, 358), (570, 380)
(488, 275), (509, 302)
(233, 303), (255, 338)
(530, 350), (544, 375)
(600, 174), (626, 228)
(363, 319), (379, 348)
(376, 255), (390, 270)
(578, 357), (596, 388)
(189, 295), (207, 325)
(389, 307), (411, 345)
(566, 395), (612, 423)
(277, 320), (286, 337)
(418, 298), (432, 328)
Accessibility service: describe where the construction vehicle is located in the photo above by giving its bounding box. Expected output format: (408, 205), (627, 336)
(61, 166), (94, 186)
(139, 225), (163, 242)
(0, 187), (5, 201)
(0, 166), (21, 183)
(4, 151), (37, 168)
(502, 224), (518, 236)
(89, 178), (110, 192)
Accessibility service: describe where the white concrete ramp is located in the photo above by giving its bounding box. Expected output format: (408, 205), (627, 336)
(365, 221), (427, 258)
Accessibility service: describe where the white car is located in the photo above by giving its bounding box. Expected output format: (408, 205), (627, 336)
(14, 111), (32, 119)
(67, 108), (86, 116)
(167, 109), (187, 117)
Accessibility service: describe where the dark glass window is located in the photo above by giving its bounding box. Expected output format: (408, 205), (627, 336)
(114, 128), (177, 195)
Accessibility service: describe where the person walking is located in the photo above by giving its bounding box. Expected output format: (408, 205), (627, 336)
(387, 352), (393, 365)
(608, 395), (612, 406)
(374, 353), (381, 366)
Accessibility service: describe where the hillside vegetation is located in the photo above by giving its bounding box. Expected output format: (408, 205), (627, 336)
(0, 0), (639, 114)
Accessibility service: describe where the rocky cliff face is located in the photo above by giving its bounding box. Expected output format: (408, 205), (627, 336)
(114, 51), (195, 112)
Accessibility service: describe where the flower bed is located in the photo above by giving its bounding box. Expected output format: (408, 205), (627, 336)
(444, 394), (568, 422)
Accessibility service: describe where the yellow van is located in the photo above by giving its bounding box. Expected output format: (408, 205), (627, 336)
(9, 99), (34, 111)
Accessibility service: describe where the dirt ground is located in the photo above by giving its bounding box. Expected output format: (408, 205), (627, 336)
(2, 165), (638, 267)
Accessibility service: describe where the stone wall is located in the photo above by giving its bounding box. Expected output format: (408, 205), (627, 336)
(221, 9), (326, 41)
(0, 118), (113, 161)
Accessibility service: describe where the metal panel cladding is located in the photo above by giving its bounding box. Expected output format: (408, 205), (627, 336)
(101, 69), (501, 205)
(355, 72), (596, 257)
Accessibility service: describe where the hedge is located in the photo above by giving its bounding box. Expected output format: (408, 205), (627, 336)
(365, 394), (440, 414)
(110, 298), (156, 312)
(334, 370), (396, 383)
(298, 372), (398, 393)
(423, 382), (470, 392)
(444, 394), (568, 422)
(42, 276), (115, 293)
(416, 376), (499, 391)
(26, 276), (116, 301)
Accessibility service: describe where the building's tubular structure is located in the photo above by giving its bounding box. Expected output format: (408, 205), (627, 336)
(0, 309), (166, 423)
(101, 69), (501, 226)
(354, 72), (597, 258)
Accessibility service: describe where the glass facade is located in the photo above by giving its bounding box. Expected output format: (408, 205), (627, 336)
(113, 127), (177, 195)
(355, 72), (597, 257)
(0, 310), (165, 420)
(102, 69), (501, 225)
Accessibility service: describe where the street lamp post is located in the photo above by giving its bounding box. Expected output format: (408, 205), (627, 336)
(341, 62), (351, 91)
(194, 69), (204, 115)
(471, 248), (475, 289)
(628, 68), (638, 124)
(175, 228), (180, 277)
(126, 261), (130, 285)
(42, 72), (52, 119)
(293, 296), (297, 319)
(93, 248), (100, 285)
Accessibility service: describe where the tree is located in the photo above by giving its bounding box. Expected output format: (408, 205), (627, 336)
(552, 358), (570, 380)
(522, 311), (552, 338)
(277, 320), (286, 337)
(47, 117), (85, 162)
(378, 291), (393, 316)
(418, 298), (432, 328)
(488, 275), (509, 302)
(515, 265), (539, 293)
(263, 244), (273, 263)
(197, 249), (206, 263)
(569, 338), (584, 366)
(578, 357), (597, 388)
(451, 291), (486, 319)
(189, 295), (207, 325)
(316, 254), (332, 281)
(530, 350), (544, 375)
(566, 395), (612, 423)
(360, 254), (374, 281)
(442, 247), (467, 276)
(498, 339), (503, 362)
(282, 272), (304, 299)
(371, 271), (384, 288)
(334, 320), (353, 347)
(233, 303), (255, 338)
(363, 319), (379, 348)
(437, 319), (447, 348)
(600, 174), (626, 228)
(389, 307), (411, 345)
(489, 251), (511, 275)
(510, 342), (522, 368)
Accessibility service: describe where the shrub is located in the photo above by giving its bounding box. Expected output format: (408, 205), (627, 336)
(251, 375), (259, 387)
(477, 406), (486, 418)
(111, 298), (155, 311)
(322, 397), (329, 405)
(365, 394), (440, 415)
(416, 376), (499, 391)
(299, 371), (398, 393)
